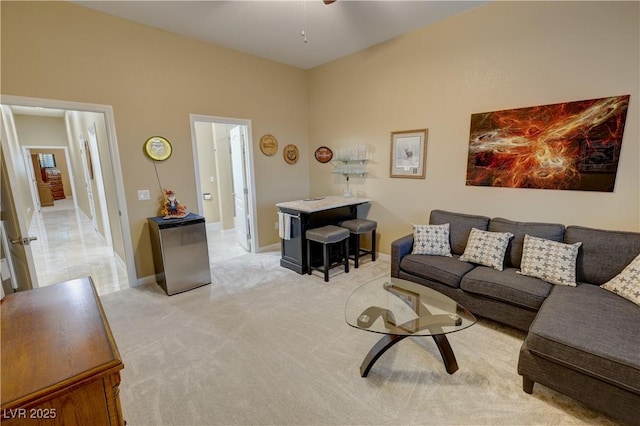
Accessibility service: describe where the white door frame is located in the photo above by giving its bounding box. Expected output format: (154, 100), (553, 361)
(189, 114), (258, 253)
(1, 94), (136, 287)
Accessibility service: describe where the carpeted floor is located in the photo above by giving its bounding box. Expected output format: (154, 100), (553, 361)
(100, 250), (615, 425)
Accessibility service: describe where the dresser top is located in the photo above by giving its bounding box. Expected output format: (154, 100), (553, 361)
(1, 277), (122, 409)
(276, 195), (370, 213)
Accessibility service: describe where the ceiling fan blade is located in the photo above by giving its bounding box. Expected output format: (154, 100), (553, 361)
(323, 0), (337, 4)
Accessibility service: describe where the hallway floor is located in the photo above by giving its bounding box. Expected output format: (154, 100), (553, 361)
(29, 198), (130, 295)
(29, 199), (249, 295)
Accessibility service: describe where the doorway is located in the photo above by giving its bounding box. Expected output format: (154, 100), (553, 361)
(190, 115), (258, 259)
(0, 95), (135, 293)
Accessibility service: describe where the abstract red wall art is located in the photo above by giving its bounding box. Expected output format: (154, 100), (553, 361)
(466, 95), (630, 191)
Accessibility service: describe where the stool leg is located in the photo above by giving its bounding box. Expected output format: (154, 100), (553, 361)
(371, 229), (376, 262)
(345, 237), (350, 273)
(323, 243), (329, 282)
(307, 239), (312, 275)
(354, 233), (360, 268)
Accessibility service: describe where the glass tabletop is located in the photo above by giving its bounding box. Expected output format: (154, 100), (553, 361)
(345, 277), (476, 336)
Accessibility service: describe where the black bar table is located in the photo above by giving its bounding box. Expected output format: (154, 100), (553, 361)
(276, 196), (370, 274)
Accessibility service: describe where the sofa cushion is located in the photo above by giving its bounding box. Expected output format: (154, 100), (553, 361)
(565, 226), (640, 285)
(601, 253), (640, 306)
(411, 223), (452, 257)
(519, 235), (581, 286)
(459, 228), (513, 271)
(399, 254), (476, 289)
(461, 267), (552, 310)
(526, 285), (640, 393)
(429, 210), (490, 256)
(489, 217), (565, 268)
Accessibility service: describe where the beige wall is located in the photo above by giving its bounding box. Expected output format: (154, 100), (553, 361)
(2, 1), (638, 280)
(308, 1), (640, 253)
(1, 1), (309, 279)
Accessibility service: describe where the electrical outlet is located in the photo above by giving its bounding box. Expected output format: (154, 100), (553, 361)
(138, 190), (151, 201)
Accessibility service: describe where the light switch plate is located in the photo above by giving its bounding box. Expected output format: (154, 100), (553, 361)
(138, 190), (151, 201)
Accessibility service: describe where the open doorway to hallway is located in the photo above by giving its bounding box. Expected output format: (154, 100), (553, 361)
(1, 96), (135, 294)
(190, 115), (258, 262)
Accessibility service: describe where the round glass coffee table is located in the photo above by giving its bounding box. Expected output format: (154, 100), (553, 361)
(345, 277), (477, 377)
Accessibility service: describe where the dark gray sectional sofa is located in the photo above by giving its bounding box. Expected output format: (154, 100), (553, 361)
(390, 210), (640, 424)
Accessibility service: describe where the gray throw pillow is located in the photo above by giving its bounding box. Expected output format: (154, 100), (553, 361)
(459, 228), (513, 271)
(519, 234), (582, 286)
(411, 223), (452, 257)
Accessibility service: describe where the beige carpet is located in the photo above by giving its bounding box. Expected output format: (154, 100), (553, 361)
(100, 250), (615, 425)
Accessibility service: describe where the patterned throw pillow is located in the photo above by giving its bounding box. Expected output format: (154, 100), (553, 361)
(519, 234), (582, 286)
(411, 223), (452, 257)
(601, 253), (640, 306)
(459, 228), (513, 271)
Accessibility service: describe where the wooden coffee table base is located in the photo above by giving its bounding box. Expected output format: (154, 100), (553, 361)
(360, 333), (459, 377)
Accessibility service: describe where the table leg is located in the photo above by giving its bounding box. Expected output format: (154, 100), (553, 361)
(360, 334), (459, 377)
(432, 334), (458, 374)
(360, 334), (408, 377)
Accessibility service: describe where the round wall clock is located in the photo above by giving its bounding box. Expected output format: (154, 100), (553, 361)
(283, 144), (299, 165)
(259, 134), (278, 156)
(314, 146), (333, 163)
(144, 136), (172, 161)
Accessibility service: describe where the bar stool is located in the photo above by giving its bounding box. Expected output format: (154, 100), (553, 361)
(339, 219), (377, 268)
(306, 225), (350, 282)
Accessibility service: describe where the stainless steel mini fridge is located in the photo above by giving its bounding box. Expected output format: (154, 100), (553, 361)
(148, 214), (211, 295)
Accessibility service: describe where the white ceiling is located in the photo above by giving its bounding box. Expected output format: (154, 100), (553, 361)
(72, 0), (488, 70)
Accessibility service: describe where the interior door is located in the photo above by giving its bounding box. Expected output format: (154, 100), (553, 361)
(0, 106), (39, 291)
(229, 125), (250, 251)
(79, 134), (98, 231)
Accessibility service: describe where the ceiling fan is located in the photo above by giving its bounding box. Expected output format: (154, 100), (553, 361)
(323, 0), (337, 4)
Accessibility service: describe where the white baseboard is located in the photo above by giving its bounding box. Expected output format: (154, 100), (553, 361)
(258, 243), (280, 253)
(206, 222), (221, 232)
(136, 274), (157, 287)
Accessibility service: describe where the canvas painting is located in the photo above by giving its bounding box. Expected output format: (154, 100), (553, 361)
(466, 95), (630, 192)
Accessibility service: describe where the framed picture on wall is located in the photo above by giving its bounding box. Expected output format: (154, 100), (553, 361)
(390, 129), (427, 178)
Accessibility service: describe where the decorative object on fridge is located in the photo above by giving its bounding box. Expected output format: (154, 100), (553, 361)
(161, 188), (188, 219)
(259, 134), (278, 156)
(390, 129), (427, 179)
(144, 136), (172, 161)
(466, 95), (630, 192)
(283, 144), (299, 164)
(314, 146), (333, 163)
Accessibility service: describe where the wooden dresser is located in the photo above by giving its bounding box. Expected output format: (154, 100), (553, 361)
(1, 278), (125, 425)
(36, 182), (54, 207)
(44, 168), (65, 200)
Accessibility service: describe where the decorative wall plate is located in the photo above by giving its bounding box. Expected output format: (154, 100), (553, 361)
(283, 144), (299, 164)
(314, 146), (333, 163)
(259, 134), (278, 156)
(144, 136), (172, 161)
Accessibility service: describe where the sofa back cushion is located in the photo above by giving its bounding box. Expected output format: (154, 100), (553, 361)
(489, 217), (565, 268)
(429, 210), (490, 256)
(565, 226), (640, 285)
